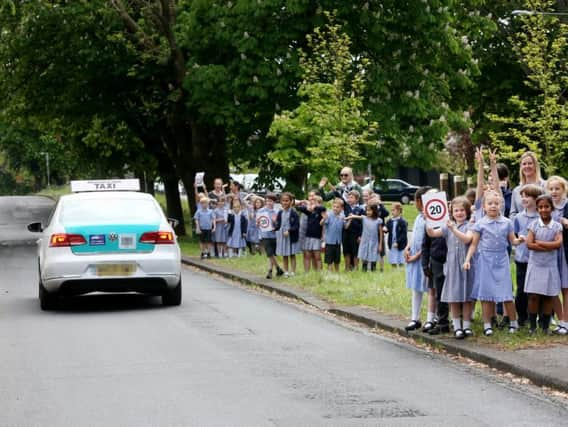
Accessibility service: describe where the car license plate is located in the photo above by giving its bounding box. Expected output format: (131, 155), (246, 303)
(119, 234), (136, 249)
(96, 264), (136, 277)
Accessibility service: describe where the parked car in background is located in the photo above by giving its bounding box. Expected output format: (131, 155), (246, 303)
(370, 179), (419, 204)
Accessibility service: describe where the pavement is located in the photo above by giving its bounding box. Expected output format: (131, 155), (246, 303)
(183, 255), (568, 394)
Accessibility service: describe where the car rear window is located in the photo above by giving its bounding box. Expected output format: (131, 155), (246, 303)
(60, 198), (162, 224)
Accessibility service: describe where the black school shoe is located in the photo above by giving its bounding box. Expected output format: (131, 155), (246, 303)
(405, 320), (422, 331)
(422, 321), (436, 333)
(276, 267), (284, 277)
(428, 324), (450, 335)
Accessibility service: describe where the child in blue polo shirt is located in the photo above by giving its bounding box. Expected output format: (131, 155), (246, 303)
(194, 196), (216, 259)
(513, 184), (543, 326)
(322, 198), (346, 272)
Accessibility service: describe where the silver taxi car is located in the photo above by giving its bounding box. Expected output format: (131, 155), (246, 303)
(28, 180), (182, 310)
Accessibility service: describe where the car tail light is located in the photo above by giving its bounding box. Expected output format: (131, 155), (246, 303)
(49, 233), (87, 247)
(139, 231), (175, 244)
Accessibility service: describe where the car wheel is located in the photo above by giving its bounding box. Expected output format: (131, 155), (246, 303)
(39, 278), (57, 311)
(401, 195), (411, 205)
(162, 278), (182, 306)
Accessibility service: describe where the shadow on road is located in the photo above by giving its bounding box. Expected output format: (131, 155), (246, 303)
(48, 293), (169, 314)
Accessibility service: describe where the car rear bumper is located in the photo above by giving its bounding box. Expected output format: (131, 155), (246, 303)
(41, 248), (181, 293)
(55, 276), (178, 296)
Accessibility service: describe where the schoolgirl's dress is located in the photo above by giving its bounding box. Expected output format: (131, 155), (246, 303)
(406, 214), (428, 292)
(441, 222), (474, 303)
(357, 217), (382, 263)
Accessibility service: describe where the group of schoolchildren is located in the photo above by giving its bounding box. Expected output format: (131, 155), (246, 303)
(405, 149), (568, 339)
(193, 148), (568, 340)
(193, 178), (408, 279)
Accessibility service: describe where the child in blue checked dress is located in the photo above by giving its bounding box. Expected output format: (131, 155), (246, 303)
(525, 194), (563, 334)
(227, 198), (248, 257)
(404, 186), (432, 331)
(427, 197), (474, 339)
(213, 196), (228, 258)
(346, 204), (383, 272)
(274, 192), (300, 277)
(464, 190), (525, 336)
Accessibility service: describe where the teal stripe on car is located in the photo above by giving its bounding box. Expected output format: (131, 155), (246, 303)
(64, 224), (160, 254)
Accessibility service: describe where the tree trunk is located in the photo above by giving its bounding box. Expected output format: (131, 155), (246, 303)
(163, 173), (186, 236)
(176, 121), (230, 216)
(155, 146), (186, 236)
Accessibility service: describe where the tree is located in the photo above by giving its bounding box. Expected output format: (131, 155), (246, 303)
(488, 0), (568, 176)
(267, 13), (377, 191)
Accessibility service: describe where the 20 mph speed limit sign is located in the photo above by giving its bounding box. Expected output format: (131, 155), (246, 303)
(421, 191), (449, 229)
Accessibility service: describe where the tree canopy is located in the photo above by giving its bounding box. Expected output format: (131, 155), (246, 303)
(0, 0), (562, 203)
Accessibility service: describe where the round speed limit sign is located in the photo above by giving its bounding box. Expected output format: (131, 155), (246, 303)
(257, 214), (271, 231)
(424, 198), (447, 223)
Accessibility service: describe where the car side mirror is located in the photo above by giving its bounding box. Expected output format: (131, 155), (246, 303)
(167, 218), (179, 228)
(27, 222), (43, 233)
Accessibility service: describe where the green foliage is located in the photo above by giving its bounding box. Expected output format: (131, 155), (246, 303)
(268, 14), (377, 184)
(489, 0), (568, 176)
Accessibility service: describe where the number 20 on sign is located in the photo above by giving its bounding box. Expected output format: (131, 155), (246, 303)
(421, 191), (449, 229)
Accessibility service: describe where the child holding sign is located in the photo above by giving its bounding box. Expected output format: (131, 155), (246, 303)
(257, 193), (284, 279)
(427, 196), (474, 339)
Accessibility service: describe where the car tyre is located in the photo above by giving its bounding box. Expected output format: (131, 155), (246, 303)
(39, 279), (57, 311)
(162, 278), (182, 306)
(401, 195), (411, 205)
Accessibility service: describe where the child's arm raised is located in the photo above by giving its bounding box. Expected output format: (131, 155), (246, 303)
(475, 147), (485, 202)
(488, 149), (500, 193)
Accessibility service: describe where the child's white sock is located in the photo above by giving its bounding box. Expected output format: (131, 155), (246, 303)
(483, 322), (492, 330)
(411, 291), (423, 321)
(510, 320), (518, 328)
(463, 320), (472, 330)
(452, 319), (461, 331)
(427, 312), (435, 323)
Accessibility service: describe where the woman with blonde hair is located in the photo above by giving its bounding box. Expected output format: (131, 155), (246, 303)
(509, 151), (546, 219)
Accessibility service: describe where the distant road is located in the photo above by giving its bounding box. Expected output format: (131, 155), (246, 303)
(0, 195), (55, 245)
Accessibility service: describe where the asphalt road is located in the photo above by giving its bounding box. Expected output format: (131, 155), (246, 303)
(1, 197), (567, 426)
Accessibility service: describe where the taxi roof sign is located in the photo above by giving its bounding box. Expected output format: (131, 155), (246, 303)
(70, 179), (140, 193)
